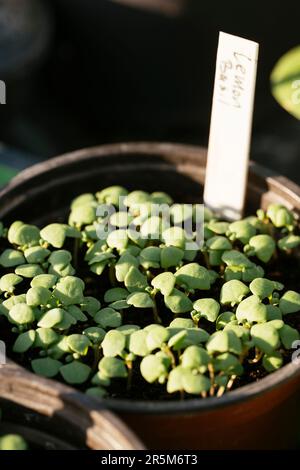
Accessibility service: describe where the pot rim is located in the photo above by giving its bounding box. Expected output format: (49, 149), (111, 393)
(1, 141), (300, 415)
(2, 141), (300, 210)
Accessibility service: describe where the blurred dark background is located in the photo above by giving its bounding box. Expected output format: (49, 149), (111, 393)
(0, 0), (300, 185)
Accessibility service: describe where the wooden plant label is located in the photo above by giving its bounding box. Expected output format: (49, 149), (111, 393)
(204, 32), (259, 220)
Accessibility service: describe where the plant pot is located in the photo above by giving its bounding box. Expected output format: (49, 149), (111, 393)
(0, 142), (300, 450)
(0, 361), (144, 450)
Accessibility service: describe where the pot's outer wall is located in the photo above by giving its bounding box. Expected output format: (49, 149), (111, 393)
(120, 376), (300, 449)
(1, 143), (300, 450)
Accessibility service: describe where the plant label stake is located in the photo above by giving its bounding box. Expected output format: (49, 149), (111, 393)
(204, 32), (259, 220)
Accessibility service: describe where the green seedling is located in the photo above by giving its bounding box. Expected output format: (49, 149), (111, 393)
(0, 188), (299, 401)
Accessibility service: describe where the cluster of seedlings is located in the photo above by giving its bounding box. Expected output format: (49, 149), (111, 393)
(0, 186), (300, 400)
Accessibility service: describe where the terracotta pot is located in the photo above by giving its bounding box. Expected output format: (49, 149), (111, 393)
(0, 142), (300, 450)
